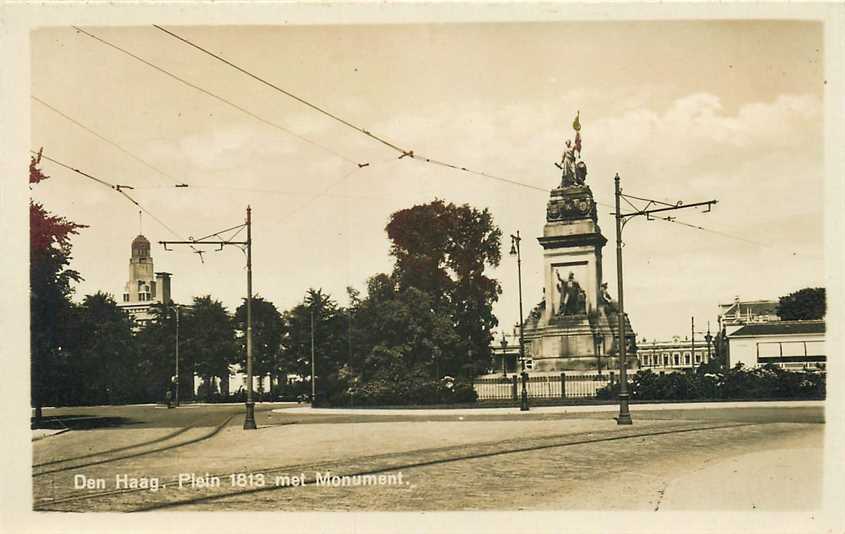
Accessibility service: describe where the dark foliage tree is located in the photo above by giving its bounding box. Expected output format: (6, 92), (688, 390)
(385, 200), (502, 378)
(181, 296), (236, 400)
(349, 273), (460, 382)
(29, 156), (87, 418)
(135, 303), (182, 402)
(776, 287), (825, 321)
(280, 289), (348, 404)
(63, 292), (140, 404)
(234, 295), (283, 395)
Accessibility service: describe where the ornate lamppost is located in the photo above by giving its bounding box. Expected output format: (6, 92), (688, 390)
(509, 231), (529, 412)
(500, 333), (509, 378)
(593, 332), (604, 376)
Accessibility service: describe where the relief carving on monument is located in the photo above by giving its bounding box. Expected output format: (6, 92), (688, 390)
(546, 193), (594, 222)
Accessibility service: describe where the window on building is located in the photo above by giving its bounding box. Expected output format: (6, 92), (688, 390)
(695, 354), (701, 364)
(684, 355), (690, 365)
(673, 353), (680, 366)
(123, 293), (129, 302)
(663, 355), (669, 366)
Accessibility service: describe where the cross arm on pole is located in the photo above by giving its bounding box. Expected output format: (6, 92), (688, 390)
(619, 199), (717, 220)
(158, 240), (248, 246)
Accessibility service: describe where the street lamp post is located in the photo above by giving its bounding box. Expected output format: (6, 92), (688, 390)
(594, 332), (603, 376)
(500, 334), (509, 378)
(705, 322), (713, 365)
(174, 304), (180, 407)
(310, 308), (316, 408)
(510, 231), (529, 412)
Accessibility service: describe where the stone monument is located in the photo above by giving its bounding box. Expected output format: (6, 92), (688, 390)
(522, 113), (637, 373)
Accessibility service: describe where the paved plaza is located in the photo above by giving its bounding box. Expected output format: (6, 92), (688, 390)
(31, 401), (824, 512)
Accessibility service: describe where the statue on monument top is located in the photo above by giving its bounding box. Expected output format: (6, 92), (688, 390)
(559, 111), (588, 188)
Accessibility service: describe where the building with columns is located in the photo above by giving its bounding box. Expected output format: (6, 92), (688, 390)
(636, 336), (715, 373)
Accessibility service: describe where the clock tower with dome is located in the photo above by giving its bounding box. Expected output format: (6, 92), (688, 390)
(117, 234), (172, 327)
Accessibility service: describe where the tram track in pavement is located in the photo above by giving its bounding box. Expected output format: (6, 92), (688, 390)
(34, 420), (761, 512)
(32, 414), (235, 480)
(33, 425), (194, 470)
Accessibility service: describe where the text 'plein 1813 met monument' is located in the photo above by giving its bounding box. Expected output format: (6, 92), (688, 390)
(522, 113), (637, 374)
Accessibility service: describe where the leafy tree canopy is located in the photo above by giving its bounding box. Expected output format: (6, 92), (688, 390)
(234, 295), (283, 379)
(776, 287), (825, 321)
(63, 292), (139, 404)
(385, 199), (502, 376)
(30, 156), (87, 412)
(182, 295), (236, 383)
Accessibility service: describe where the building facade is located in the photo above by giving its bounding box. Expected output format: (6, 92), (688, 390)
(727, 321), (825, 370)
(636, 336), (715, 373)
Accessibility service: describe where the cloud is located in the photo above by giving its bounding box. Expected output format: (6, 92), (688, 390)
(590, 92), (822, 173)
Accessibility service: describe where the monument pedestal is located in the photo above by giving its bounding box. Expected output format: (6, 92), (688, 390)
(522, 184), (637, 373)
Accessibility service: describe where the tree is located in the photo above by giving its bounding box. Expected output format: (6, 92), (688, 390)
(280, 289), (348, 404)
(776, 288), (825, 321)
(349, 273), (460, 382)
(29, 155), (87, 418)
(136, 303), (181, 401)
(234, 296), (283, 395)
(181, 296), (236, 400)
(63, 292), (139, 404)
(385, 200), (502, 378)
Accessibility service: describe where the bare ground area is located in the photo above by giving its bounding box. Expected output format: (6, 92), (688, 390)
(31, 403), (824, 512)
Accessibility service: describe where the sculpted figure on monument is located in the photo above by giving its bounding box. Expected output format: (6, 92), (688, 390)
(556, 271), (585, 316)
(560, 139), (578, 188)
(599, 282), (618, 314)
(559, 111), (586, 188)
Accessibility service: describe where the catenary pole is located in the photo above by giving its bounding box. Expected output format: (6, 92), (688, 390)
(243, 206), (257, 429)
(614, 174), (633, 425)
(158, 207), (256, 429)
(611, 173), (716, 424)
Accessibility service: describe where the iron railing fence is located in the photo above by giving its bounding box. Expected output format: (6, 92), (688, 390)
(473, 373), (617, 401)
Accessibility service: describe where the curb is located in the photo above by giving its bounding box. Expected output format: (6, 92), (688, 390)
(274, 399), (825, 417)
(32, 428), (71, 442)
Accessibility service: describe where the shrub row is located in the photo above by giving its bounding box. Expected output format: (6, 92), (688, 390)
(596, 363), (825, 401)
(332, 377), (478, 406)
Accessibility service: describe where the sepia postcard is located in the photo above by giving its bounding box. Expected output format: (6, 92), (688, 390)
(1, 2), (843, 533)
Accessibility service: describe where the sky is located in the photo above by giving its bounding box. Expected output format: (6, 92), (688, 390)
(29, 20), (825, 342)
